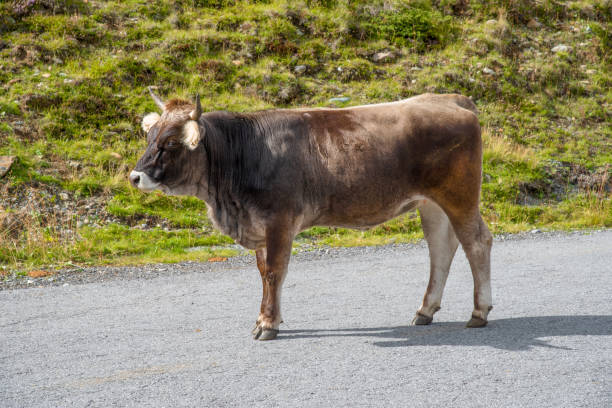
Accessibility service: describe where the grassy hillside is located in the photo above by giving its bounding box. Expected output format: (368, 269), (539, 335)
(0, 0), (610, 274)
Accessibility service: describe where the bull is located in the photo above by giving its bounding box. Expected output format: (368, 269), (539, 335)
(130, 88), (493, 340)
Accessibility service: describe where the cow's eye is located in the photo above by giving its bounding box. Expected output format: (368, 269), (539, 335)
(166, 140), (177, 149)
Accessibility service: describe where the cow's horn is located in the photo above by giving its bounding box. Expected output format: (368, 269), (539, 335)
(190, 94), (202, 121)
(148, 86), (165, 111)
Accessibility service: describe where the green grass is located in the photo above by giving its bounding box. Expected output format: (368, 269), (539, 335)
(0, 223), (237, 270)
(1, 0), (610, 274)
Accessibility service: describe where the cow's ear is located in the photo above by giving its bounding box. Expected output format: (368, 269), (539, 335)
(142, 113), (160, 133)
(182, 120), (201, 150)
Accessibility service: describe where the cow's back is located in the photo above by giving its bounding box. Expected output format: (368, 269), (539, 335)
(279, 96), (480, 228)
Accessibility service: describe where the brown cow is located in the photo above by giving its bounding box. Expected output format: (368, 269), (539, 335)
(130, 89), (493, 340)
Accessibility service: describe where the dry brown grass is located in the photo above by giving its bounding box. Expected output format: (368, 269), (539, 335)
(482, 126), (538, 167)
(0, 195), (78, 272)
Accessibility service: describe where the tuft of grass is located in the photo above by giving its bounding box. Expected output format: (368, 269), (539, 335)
(107, 191), (210, 228)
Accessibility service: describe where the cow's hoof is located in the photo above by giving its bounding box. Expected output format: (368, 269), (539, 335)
(253, 326), (279, 341)
(466, 316), (488, 328)
(411, 313), (433, 325)
(259, 329), (279, 341)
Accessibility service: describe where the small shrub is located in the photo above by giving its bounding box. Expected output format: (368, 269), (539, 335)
(11, 0), (88, 18)
(470, 0), (567, 25)
(116, 58), (158, 85)
(68, 177), (102, 197)
(0, 101), (21, 116)
(24, 14), (107, 45)
(216, 14), (245, 31)
(201, 32), (243, 54)
(125, 23), (164, 42)
(262, 80), (305, 105)
(257, 18), (300, 55)
(297, 39), (331, 61)
(349, 3), (455, 51)
(137, 0), (172, 22)
(333, 58), (375, 82)
(590, 22), (612, 55)
(42, 80), (128, 134)
(161, 37), (206, 70)
(197, 59), (236, 83)
(0, 4), (17, 33)
(285, 7), (314, 35)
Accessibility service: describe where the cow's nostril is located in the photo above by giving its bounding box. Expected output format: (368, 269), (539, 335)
(129, 172), (140, 187)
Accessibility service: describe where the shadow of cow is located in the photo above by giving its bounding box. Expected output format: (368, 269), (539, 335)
(279, 315), (612, 351)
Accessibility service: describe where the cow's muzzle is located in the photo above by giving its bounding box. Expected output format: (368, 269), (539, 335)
(129, 171), (140, 187)
(129, 170), (160, 192)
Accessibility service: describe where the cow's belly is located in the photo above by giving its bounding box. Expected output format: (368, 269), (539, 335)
(309, 195), (424, 230)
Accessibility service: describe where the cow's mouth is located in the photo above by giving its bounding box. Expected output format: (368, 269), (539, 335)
(129, 170), (161, 192)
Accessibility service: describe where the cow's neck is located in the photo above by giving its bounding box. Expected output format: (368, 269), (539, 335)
(192, 114), (268, 246)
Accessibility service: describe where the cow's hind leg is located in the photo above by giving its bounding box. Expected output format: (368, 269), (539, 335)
(412, 200), (459, 325)
(252, 218), (294, 341)
(450, 210), (493, 327)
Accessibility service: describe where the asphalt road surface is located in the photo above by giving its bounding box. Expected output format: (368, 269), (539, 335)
(1, 230), (611, 407)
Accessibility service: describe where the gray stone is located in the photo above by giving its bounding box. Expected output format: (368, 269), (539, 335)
(0, 156), (15, 178)
(482, 67), (496, 75)
(371, 51), (395, 63)
(294, 65), (307, 74)
(551, 44), (572, 53)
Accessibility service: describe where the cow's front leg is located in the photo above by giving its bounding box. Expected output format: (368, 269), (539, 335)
(252, 248), (268, 334)
(252, 220), (294, 341)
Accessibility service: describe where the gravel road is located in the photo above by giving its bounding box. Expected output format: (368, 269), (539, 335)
(1, 230), (611, 407)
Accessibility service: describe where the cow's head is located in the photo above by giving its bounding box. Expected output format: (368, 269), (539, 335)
(129, 87), (203, 193)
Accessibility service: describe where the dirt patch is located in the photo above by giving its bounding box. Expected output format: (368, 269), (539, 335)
(0, 179), (173, 242)
(517, 161), (611, 205)
(23, 93), (62, 111)
(0, 210), (25, 238)
(208, 257), (228, 262)
(27, 269), (54, 278)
